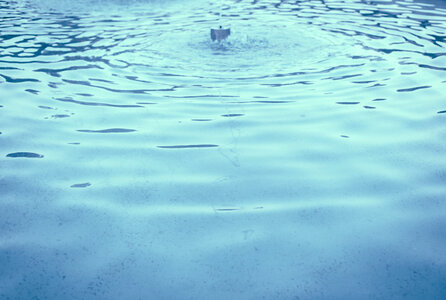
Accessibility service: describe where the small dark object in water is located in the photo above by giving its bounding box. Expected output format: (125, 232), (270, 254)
(210, 26), (230, 42)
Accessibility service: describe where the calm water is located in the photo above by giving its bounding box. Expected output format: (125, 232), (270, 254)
(1, 0), (446, 298)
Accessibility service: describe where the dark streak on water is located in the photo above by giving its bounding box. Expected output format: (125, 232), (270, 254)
(70, 182), (91, 188)
(25, 88), (39, 94)
(397, 85), (432, 92)
(221, 113), (244, 117)
(6, 152), (44, 158)
(51, 114), (70, 118)
(0, 74), (40, 83)
(77, 128), (136, 133)
(214, 207), (241, 211)
(157, 144), (219, 149)
(336, 101), (360, 105)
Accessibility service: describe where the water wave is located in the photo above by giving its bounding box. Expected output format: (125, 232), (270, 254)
(1, 0), (446, 299)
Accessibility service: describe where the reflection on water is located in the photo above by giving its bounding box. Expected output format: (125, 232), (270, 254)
(1, 0), (446, 299)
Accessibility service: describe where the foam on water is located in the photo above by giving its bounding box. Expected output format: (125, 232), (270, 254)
(1, 0), (446, 299)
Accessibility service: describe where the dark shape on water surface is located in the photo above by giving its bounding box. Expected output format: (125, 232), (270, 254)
(336, 101), (360, 105)
(221, 114), (244, 117)
(6, 152), (44, 158)
(25, 89), (40, 95)
(51, 114), (70, 118)
(77, 128), (136, 133)
(38, 105), (54, 110)
(70, 182), (91, 188)
(215, 207), (241, 212)
(157, 144), (218, 149)
(397, 85), (431, 92)
(0, 74), (40, 83)
(211, 26), (230, 42)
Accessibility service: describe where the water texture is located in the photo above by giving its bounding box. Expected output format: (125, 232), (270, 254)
(1, 0), (446, 298)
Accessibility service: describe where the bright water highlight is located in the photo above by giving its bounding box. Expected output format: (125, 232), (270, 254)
(1, 0), (446, 299)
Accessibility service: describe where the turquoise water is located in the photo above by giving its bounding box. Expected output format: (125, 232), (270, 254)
(1, 0), (446, 298)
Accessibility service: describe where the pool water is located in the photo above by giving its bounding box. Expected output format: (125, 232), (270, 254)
(1, 0), (446, 299)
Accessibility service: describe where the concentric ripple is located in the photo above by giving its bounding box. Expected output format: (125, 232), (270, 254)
(1, 0), (446, 299)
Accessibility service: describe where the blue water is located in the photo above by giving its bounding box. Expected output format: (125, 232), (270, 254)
(1, 0), (446, 299)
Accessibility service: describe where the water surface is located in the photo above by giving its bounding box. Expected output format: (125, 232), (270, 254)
(1, 0), (446, 299)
